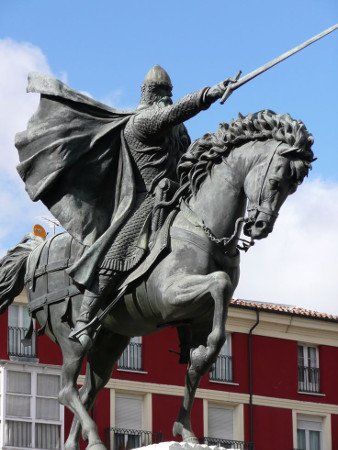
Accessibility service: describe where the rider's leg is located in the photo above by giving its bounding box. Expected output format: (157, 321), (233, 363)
(69, 270), (121, 349)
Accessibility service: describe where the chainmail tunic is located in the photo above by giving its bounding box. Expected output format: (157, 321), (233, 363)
(100, 87), (211, 272)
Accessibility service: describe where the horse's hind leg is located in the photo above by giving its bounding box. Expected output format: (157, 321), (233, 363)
(57, 330), (108, 450)
(65, 329), (130, 450)
(165, 271), (233, 442)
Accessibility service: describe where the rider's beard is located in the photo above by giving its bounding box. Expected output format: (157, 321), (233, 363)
(157, 96), (173, 107)
(139, 85), (173, 107)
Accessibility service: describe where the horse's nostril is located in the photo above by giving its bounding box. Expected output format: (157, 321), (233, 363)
(243, 223), (252, 236)
(255, 220), (266, 229)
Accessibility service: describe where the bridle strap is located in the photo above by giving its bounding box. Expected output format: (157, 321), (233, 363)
(180, 201), (254, 253)
(247, 205), (279, 219)
(248, 141), (283, 219)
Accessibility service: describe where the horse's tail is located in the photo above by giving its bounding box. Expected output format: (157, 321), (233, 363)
(0, 233), (43, 314)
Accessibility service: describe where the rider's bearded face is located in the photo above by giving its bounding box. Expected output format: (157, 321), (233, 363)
(155, 85), (173, 107)
(141, 84), (173, 107)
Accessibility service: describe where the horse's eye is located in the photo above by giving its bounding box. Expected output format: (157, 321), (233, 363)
(269, 179), (280, 190)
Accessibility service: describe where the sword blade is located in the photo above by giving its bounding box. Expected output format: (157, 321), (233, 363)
(221, 24), (338, 104)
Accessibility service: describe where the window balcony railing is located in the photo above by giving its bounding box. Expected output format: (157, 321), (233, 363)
(203, 436), (254, 449)
(109, 427), (163, 450)
(8, 326), (37, 358)
(210, 355), (233, 382)
(118, 342), (143, 371)
(298, 365), (320, 393)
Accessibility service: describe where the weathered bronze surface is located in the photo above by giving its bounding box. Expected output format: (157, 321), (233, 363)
(0, 66), (315, 449)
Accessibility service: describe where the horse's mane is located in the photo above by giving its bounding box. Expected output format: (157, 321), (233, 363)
(177, 109), (315, 196)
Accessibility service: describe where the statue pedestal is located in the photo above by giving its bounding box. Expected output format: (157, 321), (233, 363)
(137, 442), (233, 450)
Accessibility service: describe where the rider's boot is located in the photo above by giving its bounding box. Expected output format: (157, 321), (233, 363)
(69, 291), (101, 351)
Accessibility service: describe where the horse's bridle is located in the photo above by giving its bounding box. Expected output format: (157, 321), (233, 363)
(202, 141), (284, 252)
(246, 141), (283, 221)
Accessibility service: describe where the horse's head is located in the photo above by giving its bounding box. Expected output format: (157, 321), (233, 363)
(243, 140), (314, 240)
(177, 110), (315, 242)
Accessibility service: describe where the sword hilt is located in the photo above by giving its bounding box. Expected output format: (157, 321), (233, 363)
(220, 70), (242, 105)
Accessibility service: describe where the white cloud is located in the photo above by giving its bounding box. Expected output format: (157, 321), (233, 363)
(236, 178), (338, 315)
(0, 39), (52, 248)
(100, 88), (134, 110)
(0, 39), (52, 177)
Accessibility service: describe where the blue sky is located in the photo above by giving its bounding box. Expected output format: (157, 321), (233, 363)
(1, 0), (338, 313)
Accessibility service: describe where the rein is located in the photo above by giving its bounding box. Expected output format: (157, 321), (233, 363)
(246, 141), (283, 220)
(180, 201), (253, 254)
(179, 141), (284, 254)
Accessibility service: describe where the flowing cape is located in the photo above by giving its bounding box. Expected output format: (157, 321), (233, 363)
(15, 73), (136, 287)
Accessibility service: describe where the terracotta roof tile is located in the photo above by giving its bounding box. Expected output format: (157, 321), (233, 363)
(230, 298), (338, 322)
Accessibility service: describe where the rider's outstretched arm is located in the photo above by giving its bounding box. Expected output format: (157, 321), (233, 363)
(132, 79), (232, 140)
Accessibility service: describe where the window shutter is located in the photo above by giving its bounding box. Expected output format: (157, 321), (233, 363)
(7, 371), (31, 394)
(36, 423), (61, 449)
(37, 374), (60, 396)
(308, 347), (318, 368)
(6, 371), (31, 418)
(36, 374), (60, 421)
(219, 334), (231, 356)
(5, 420), (32, 447)
(298, 345), (304, 366)
(8, 305), (19, 327)
(297, 415), (322, 432)
(208, 405), (233, 439)
(115, 395), (143, 430)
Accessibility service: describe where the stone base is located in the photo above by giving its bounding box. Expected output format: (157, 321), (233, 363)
(137, 442), (234, 450)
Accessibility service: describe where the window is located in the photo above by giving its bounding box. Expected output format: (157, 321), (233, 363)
(210, 333), (232, 382)
(118, 337), (142, 371)
(8, 304), (37, 358)
(0, 365), (63, 449)
(206, 404), (233, 442)
(297, 415), (322, 450)
(298, 344), (320, 393)
(113, 394), (144, 449)
(110, 393), (160, 450)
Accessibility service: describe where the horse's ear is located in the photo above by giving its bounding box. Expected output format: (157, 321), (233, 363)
(279, 146), (299, 157)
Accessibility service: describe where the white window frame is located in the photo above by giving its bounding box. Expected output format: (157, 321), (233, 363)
(7, 304), (37, 359)
(0, 366), (4, 449)
(8, 304), (30, 329)
(117, 336), (144, 373)
(0, 362), (64, 450)
(298, 343), (320, 393)
(110, 390), (152, 450)
(292, 411), (331, 450)
(203, 399), (244, 442)
(210, 333), (233, 383)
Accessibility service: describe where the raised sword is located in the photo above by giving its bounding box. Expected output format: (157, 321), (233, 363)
(221, 24), (338, 104)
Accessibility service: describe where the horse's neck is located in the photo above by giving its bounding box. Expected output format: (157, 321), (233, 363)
(188, 140), (263, 238)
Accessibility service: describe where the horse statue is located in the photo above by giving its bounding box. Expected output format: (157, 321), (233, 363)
(0, 110), (314, 450)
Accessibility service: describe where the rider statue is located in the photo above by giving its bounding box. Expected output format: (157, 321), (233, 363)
(15, 65), (235, 350)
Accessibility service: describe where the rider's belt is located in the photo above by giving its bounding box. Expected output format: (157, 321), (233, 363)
(170, 227), (240, 269)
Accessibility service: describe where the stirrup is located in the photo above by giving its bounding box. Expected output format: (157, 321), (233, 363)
(69, 322), (93, 351)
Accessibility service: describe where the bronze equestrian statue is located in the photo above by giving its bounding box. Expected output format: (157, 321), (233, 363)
(15, 66), (240, 351)
(0, 63), (315, 450)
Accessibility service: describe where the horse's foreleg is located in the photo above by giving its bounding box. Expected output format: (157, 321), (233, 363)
(166, 271), (233, 442)
(64, 330), (130, 450)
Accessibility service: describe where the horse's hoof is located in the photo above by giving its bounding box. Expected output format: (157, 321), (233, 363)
(173, 421), (183, 437)
(173, 422), (198, 444)
(184, 436), (199, 444)
(86, 443), (107, 450)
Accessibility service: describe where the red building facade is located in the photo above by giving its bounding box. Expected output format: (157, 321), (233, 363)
(1, 293), (338, 450)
